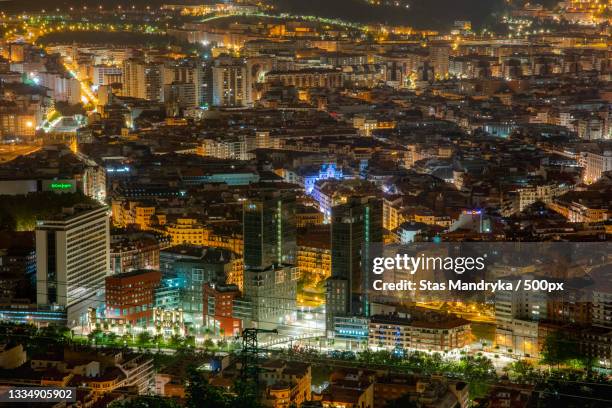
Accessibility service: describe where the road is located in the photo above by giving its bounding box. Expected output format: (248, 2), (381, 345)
(416, 301), (496, 323)
(61, 57), (98, 106)
(0, 144), (40, 163)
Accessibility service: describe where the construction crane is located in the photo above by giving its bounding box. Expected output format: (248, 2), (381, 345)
(239, 328), (278, 399)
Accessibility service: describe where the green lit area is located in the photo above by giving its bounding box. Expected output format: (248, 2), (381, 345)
(50, 182), (73, 190)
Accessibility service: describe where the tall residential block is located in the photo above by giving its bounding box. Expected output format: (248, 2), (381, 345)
(122, 59), (163, 101)
(36, 205), (110, 326)
(212, 57), (251, 107)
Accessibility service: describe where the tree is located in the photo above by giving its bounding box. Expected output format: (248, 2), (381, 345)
(184, 335), (196, 347)
(168, 334), (183, 348)
(507, 360), (539, 384)
(232, 379), (262, 408)
(358, 349), (374, 363)
(121, 333), (132, 345)
(540, 332), (581, 367)
(458, 355), (495, 382)
(0, 192), (96, 231)
(109, 396), (180, 408)
(186, 367), (229, 408)
(54, 101), (85, 116)
(136, 331), (152, 346)
(106, 332), (118, 345)
(88, 329), (103, 344)
(153, 334), (164, 345)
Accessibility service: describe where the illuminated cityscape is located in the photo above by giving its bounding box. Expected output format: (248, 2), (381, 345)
(0, 0), (611, 407)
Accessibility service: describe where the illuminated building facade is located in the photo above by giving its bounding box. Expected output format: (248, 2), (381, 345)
(105, 269), (162, 325)
(242, 190), (298, 329)
(160, 245), (240, 324)
(303, 163), (344, 195)
(326, 196), (383, 335)
(211, 57), (251, 107)
(35, 205), (110, 326)
(369, 314), (471, 352)
(203, 283), (242, 337)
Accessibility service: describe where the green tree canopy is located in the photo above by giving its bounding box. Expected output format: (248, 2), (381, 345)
(109, 396), (180, 408)
(540, 332), (582, 367)
(186, 366), (230, 408)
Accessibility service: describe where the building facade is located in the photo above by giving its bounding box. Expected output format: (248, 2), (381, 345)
(203, 283), (242, 337)
(242, 190), (298, 329)
(36, 205), (110, 326)
(326, 196), (383, 334)
(105, 269), (162, 325)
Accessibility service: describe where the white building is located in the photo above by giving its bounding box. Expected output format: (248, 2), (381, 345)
(92, 65), (123, 88)
(38, 72), (81, 105)
(580, 150), (612, 184)
(122, 59), (163, 101)
(161, 61), (206, 107)
(515, 183), (570, 212)
(495, 282), (546, 357)
(243, 265), (298, 329)
(212, 57), (251, 107)
(201, 135), (255, 161)
(36, 205), (110, 327)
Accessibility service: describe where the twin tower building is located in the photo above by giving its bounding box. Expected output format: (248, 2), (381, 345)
(241, 189), (382, 337)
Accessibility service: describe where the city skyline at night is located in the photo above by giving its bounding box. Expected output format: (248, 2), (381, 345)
(0, 0), (610, 407)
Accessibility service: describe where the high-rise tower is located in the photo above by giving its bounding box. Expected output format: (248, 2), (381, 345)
(326, 196), (383, 333)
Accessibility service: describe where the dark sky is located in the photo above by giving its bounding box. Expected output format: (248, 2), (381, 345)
(1, 0), (509, 30)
